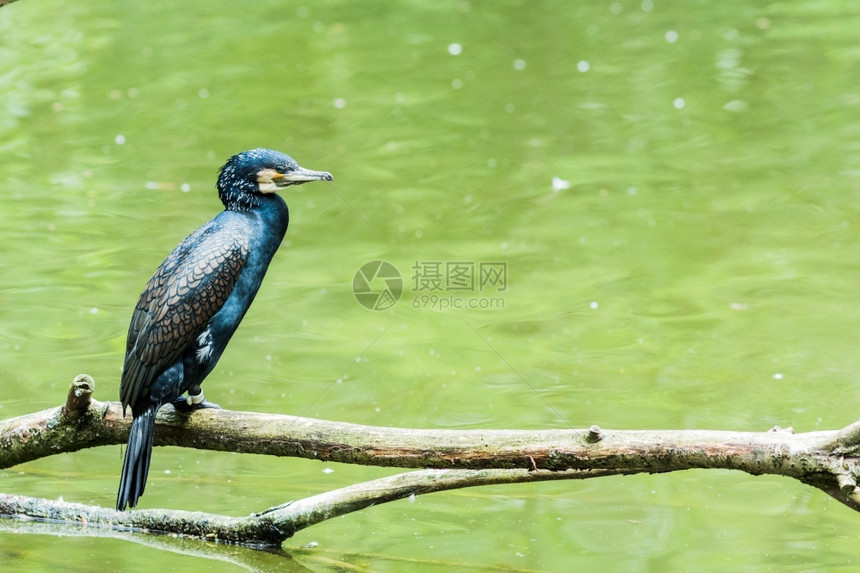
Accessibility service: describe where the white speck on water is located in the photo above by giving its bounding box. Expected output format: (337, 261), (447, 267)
(641, 0), (654, 12)
(303, 541), (319, 549)
(513, 58), (526, 70)
(90, 307), (99, 314)
(181, 183), (191, 192)
(627, 186), (638, 195)
(322, 468), (334, 474)
(609, 2), (622, 14)
(164, 469), (171, 474)
(723, 28), (739, 41)
(375, 407), (381, 413)
(475, 366), (481, 372)
(577, 60), (590, 72)
(451, 78), (463, 89)
(198, 88), (209, 99)
(665, 30), (678, 43)
(773, 373), (784, 380)
(448, 43), (462, 56)
(333, 98), (346, 109)
(115, 134), (125, 145)
(501, 241), (509, 250)
(552, 176), (571, 191)
(487, 158), (497, 168)
(723, 99), (748, 113)
(408, 493), (416, 503)
(336, 378), (342, 384)
(266, 355), (272, 361)
(590, 301), (599, 309)
(673, 97), (685, 109)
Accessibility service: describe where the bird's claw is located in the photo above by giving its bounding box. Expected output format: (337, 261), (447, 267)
(171, 395), (221, 411)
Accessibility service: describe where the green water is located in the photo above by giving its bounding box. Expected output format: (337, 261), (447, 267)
(2, 0), (859, 570)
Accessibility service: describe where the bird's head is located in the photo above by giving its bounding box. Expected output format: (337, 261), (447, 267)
(217, 148), (333, 211)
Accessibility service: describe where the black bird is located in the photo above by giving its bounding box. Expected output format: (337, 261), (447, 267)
(116, 148), (332, 511)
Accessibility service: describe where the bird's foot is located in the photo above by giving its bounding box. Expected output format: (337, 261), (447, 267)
(171, 392), (221, 412)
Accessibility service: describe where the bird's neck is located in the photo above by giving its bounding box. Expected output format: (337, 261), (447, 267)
(230, 193), (289, 243)
(255, 193), (289, 235)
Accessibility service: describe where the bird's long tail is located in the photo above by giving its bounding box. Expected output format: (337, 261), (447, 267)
(116, 406), (156, 511)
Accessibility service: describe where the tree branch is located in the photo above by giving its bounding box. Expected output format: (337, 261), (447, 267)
(0, 467), (620, 547)
(1, 376), (858, 547)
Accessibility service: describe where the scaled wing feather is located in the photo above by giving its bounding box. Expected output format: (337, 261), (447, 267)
(120, 225), (250, 413)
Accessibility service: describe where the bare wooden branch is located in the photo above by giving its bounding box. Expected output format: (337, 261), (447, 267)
(834, 420), (860, 453)
(1, 376), (858, 547)
(0, 467), (617, 547)
(62, 374), (94, 419)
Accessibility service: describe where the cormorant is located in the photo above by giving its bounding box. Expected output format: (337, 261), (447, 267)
(116, 148), (332, 511)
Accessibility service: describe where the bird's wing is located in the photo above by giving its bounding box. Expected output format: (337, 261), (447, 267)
(124, 224), (211, 356)
(120, 223), (250, 413)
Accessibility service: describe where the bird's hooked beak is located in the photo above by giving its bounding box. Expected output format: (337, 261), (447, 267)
(273, 166), (334, 188)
